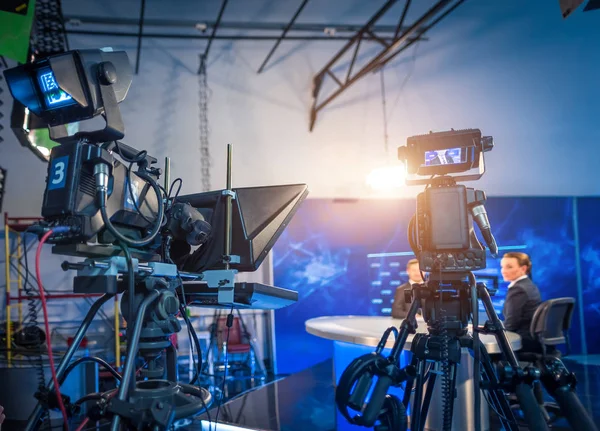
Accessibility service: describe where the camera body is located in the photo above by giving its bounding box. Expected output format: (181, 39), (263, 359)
(400, 129), (498, 273)
(42, 140), (160, 244)
(4, 49), (163, 246)
(416, 181), (487, 272)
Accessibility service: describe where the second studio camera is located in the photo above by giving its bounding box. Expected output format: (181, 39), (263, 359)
(398, 129), (498, 273)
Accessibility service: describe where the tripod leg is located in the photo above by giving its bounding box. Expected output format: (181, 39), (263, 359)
(389, 299), (422, 363)
(353, 299), (423, 426)
(418, 365), (437, 431)
(539, 357), (599, 431)
(470, 277), (481, 431)
(410, 360), (426, 431)
(478, 286), (549, 431)
(110, 290), (161, 431)
(402, 354), (419, 408)
(477, 287), (520, 367)
(478, 344), (520, 431)
(24, 294), (114, 431)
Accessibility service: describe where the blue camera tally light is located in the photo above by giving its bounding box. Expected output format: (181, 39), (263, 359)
(37, 67), (76, 109)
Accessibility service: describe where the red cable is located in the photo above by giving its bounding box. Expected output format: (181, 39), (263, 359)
(75, 390), (118, 431)
(36, 230), (70, 429)
(74, 417), (89, 431)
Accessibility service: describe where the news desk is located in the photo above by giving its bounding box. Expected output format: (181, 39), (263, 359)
(305, 316), (522, 431)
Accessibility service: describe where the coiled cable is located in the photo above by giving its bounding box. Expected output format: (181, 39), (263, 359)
(440, 314), (452, 430)
(435, 262), (452, 431)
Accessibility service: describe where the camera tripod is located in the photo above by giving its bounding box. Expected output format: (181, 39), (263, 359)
(24, 260), (212, 431)
(336, 272), (552, 431)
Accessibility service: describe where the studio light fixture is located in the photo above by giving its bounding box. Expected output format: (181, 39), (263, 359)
(366, 163), (406, 192)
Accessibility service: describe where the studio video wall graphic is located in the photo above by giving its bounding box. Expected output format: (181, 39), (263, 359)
(273, 197), (589, 375)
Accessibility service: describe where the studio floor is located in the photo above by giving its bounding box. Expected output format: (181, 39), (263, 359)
(190, 356), (600, 431)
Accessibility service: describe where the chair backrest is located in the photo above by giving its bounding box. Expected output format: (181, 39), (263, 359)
(529, 297), (575, 346)
(217, 316), (243, 345)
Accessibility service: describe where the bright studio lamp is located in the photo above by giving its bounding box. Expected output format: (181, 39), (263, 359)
(366, 163), (406, 192)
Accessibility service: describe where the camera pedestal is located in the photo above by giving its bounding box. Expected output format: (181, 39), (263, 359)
(107, 380), (211, 428)
(24, 276), (214, 431)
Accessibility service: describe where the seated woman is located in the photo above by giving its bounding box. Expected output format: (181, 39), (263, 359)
(500, 252), (542, 353)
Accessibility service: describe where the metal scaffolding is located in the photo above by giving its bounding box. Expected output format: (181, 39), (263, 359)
(2, 213), (121, 367)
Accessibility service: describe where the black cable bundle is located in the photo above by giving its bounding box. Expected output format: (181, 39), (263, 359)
(435, 262), (453, 431)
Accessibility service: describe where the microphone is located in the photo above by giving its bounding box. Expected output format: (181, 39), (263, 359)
(470, 203), (498, 257)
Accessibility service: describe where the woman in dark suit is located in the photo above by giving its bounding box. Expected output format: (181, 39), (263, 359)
(500, 252), (542, 352)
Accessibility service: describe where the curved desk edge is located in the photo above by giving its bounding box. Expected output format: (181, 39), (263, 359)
(305, 316), (522, 355)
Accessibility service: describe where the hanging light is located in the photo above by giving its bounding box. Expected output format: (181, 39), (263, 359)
(366, 66), (407, 192)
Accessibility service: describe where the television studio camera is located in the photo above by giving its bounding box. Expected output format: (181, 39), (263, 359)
(335, 130), (598, 431)
(3, 49), (308, 431)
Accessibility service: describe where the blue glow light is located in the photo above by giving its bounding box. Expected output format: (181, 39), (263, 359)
(37, 67), (75, 108)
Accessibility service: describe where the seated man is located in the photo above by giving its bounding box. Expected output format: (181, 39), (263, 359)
(392, 258), (423, 319)
(500, 252), (543, 353)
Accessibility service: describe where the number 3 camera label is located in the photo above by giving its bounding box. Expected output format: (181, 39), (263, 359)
(48, 156), (69, 190)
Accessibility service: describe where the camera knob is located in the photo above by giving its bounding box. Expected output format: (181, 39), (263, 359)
(156, 292), (180, 320)
(163, 295), (179, 315)
(98, 61), (117, 85)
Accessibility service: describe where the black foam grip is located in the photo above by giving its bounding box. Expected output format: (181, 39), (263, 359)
(361, 376), (393, 427)
(349, 374), (372, 409)
(481, 228), (498, 257)
(553, 388), (599, 431)
(514, 383), (550, 431)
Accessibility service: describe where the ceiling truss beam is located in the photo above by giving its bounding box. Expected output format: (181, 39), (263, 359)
(309, 0), (467, 131)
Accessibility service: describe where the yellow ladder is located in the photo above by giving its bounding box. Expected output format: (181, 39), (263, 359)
(4, 219), (25, 367)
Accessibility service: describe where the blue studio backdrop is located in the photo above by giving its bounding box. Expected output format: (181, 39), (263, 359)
(273, 197), (592, 375)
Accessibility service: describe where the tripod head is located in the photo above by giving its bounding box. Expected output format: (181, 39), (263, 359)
(407, 272), (474, 338)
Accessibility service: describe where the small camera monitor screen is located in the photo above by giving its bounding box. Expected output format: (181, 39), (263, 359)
(423, 147), (466, 166)
(37, 67), (75, 109)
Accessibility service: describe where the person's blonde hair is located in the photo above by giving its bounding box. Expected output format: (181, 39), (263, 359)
(406, 258), (419, 270)
(502, 252), (532, 276)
